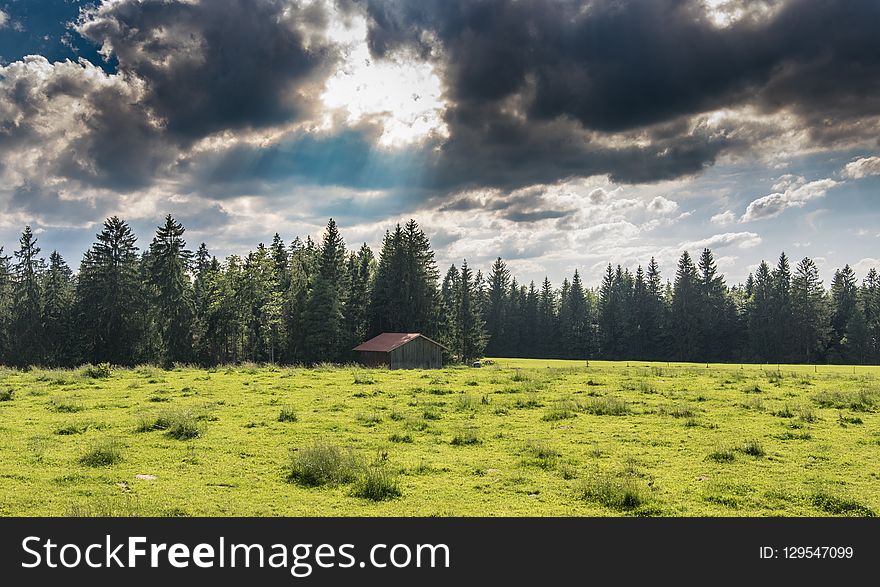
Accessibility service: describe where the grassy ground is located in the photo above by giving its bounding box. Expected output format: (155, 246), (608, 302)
(0, 359), (878, 516)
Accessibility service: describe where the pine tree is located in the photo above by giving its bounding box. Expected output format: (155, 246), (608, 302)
(843, 301), (870, 364)
(10, 227), (45, 366)
(748, 261), (774, 362)
(598, 265), (618, 358)
(503, 278), (524, 357)
(0, 248), (12, 364)
(697, 248), (729, 361)
(790, 257), (829, 363)
(149, 215), (194, 365)
(303, 219), (346, 362)
(670, 252), (700, 361)
(455, 260), (486, 362)
(769, 252), (794, 362)
(830, 265), (858, 360)
(344, 244), (375, 354)
(537, 277), (557, 357)
(76, 217), (143, 365)
(643, 257), (665, 359)
(484, 257), (509, 356)
(861, 268), (880, 361)
(284, 237), (318, 363)
(42, 251), (75, 366)
(368, 220), (440, 337)
(559, 270), (589, 359)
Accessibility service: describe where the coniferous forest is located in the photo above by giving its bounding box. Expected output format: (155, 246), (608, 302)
(1, 215), (879, 368)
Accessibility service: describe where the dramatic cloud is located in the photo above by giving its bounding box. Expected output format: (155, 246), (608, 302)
(741, 177), (838, 221)
(843, 156), (880, 179)
(1, 0), (879, 285)
(77, 0), (337, 142)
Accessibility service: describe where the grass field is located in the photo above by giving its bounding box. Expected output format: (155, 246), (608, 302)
(1, 359), (878, 516)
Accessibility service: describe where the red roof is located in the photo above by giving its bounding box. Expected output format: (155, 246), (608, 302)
(352, 332), (445, 352)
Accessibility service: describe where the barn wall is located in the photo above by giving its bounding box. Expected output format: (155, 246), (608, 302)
(389, 337), (443, 369)
(355, 351), (390, 368)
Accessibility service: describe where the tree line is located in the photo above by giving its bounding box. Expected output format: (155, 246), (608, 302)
(0, 216), (878, 367)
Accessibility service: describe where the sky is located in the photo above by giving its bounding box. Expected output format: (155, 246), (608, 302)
(1, 0), (879, 287)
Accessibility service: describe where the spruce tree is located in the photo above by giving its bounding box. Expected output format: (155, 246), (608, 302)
(484, 257), (509, 356)
(303, 219), (346, 362)
(670, 252), (700, 361)
(42, 251), (75, 366)
(11, 226), (45, 366)
(455, 260), (486, 362)
(76, 217), (143, 365)
(769, 252), (793, 362)
(830, 265), (858, 360)
(344, 244), (375, 354)
(0, 248), (12, 364)
(149, 215), (194, 365)
(748, 261), (774, 362)
(697, 248), (730, 361)
(790, 257), (829, 363)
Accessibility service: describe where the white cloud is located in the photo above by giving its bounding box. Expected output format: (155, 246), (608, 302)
(0, 10), (8, 29)
(588, 188), (608, 204)
(647, 196), (678, 215)
(681, 231), (762, 250)
(842, 156), (880, 179)
(741, 177), (838, 221)
(320, 8), (447, 147)
(853, 258), (880, 279)
(710, 210), (736, 225)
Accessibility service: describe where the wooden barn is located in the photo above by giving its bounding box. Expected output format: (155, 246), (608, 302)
(352, 333), (445, 369)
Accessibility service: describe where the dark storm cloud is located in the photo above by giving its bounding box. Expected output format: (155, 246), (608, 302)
(1, 0), (341, 204)
(437, 185), (575, 223)
(77, 0), (336, 142)
(10, 183), (101, 225)
(355, 0), (880, 132)
(345, 0), (880, 190)
(56, 84), (171, 191)
(4, 0), (880, 231)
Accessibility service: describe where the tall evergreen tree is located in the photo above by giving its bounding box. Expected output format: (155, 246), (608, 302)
(830, 265), (858, 360)
(454, 260), (486, 362)
(770, 253), (794, 361)
(790, 257), (829, 363)
(697, 248), (730, 361)
(643, 257), (665, 359)
(42, 251), (75, 366)
(76, 217), (143, 365)
(303, 219), (347, 362)
(344, 244), (375, 354)
(537, 277), (557, 357)
(368, 220), (440, 337)
(670, 252), (701, 361)
(149, 215), (194, 365)
(861, 269), (880, 361)
(10, 226), (45, 366)
(0, 248), (11, 364)
(559, 270), (590, 359)
(484, 257), (509, 357)
(748, 261), (774, 362)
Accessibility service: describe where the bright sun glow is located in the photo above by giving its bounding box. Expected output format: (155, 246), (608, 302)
(702, 0), (784, 28)
(320, 10), (448, 148)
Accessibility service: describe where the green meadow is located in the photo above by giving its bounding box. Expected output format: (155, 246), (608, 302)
(0, 359), (878, 516)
